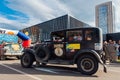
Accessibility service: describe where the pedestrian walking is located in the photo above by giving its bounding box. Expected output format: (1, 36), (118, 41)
(103, 41), (109, 61)
(0, 41), (6, 60)
(117, 40), (120, 60)
(107, 40), (117, 62)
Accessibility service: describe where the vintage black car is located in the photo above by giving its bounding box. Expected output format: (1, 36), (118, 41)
(21, 27), (107, 75)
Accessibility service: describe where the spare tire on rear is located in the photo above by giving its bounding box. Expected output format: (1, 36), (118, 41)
(35, 46), (50, 62)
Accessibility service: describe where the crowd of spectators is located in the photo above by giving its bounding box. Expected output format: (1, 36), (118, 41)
(103, 40), (120, 63)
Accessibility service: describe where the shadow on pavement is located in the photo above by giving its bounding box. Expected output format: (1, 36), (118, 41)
(0, 63), (99, 78)
(0, 57), (18, 61)
(107, 62), (120, 67)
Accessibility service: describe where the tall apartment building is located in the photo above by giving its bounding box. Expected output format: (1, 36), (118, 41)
(95, 1), (115, 34)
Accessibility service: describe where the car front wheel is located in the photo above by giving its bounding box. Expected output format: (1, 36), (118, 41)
(21, 53), (34, 68)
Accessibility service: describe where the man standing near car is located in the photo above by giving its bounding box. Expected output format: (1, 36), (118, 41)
(0, 41), (6, 60)
(107, 40), (117, 62)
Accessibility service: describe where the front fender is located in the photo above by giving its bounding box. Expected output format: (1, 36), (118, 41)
(74, 49), (101, 63)
(74, 49), (107, 73)
(22, 48), (35, 55)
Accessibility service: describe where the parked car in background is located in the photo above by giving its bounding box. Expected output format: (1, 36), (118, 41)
(0, 33), (23, 60)
(0, 43), (23, 60)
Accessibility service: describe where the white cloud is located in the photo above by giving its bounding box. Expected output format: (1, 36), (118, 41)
(8, 14), (28, 23)
(0, 0), (119, 31)
(0, 17), (13, 24)
(0, 14), (30, 29)
(114, 1), (120, 23)
(3, 0), (73, 29)
(5, 0), (53, 22)
(111, 0), (120, 32)
(87, 21), (95, 27)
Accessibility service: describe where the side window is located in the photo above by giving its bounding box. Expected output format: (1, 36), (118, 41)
(52, 31), (64, 42)
(67, 30), (82, 42)
(85, 30), (93, 41)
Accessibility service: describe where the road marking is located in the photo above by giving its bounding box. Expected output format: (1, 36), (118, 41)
(35, 68), (59, 74)
(35, 67), (80, 74)
(0, 63), (43, 80)
(99, 67), (120, 73)
(109, 69), (120, 73)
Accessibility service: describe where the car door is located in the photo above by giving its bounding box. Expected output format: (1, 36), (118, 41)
(52, 31), (66, 59)
(65, 30), (83, 59)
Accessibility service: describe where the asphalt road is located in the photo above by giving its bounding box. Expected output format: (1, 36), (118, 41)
(0, 58), (120, 80)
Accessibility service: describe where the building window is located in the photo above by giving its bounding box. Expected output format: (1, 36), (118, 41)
(98, 5), (108, 34)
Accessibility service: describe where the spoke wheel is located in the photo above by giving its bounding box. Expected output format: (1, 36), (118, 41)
(21, 53), (34, 68)
(77, 55), (98, 75)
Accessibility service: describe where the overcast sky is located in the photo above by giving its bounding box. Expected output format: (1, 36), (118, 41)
(0, 0), (120, 31)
